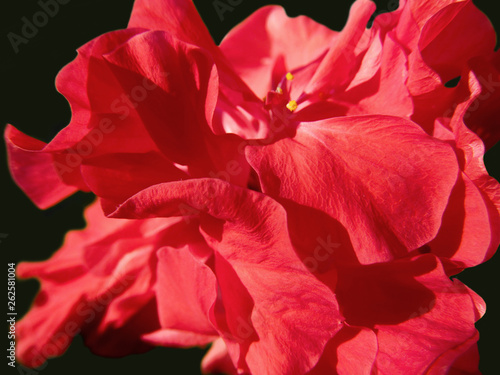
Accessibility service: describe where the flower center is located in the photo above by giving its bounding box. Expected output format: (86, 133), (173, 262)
(262, 71), (302, 138)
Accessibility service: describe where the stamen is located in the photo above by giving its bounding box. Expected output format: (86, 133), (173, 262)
(276, 87), (283, 95)
(286, 72), (294, 81)
(286, 100), (298, 112)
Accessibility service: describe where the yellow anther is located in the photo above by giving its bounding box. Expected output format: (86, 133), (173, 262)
(286, 100), (298, 112)
(286, 72), (294, 81)
(276, 87), (283, 94)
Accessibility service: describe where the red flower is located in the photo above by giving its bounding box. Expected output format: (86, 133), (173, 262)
(6, 0), (499, 374)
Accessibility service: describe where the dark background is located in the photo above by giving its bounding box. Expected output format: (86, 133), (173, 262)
(1, 1), (499, 374)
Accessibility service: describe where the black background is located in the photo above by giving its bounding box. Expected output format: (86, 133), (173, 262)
(1, 1), (499, 374)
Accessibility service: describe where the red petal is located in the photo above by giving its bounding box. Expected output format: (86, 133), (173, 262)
(338, 33), (412, 118)
(429, 173), (498, 271)
(128, 0), (217, 56)
(101, 30), (251, 188)
(345, 255), (481, 373)
(406, 0), (496, 96)
(80, 152), (188, 213)
(101, 31), (218, 164)
(307, 0), (376, 94)
(155, 245), (218, 338)
(426, 332), (480, 374)
(128, 0), (271, 140)
(418, 1), (496, 84)
(49, 28), (145, 151)
(465, 52), (500, 150)
(220, 6), (337, 98)
(110, 179), (342, 374)
(201, 338), (238, 375)
(246, 115), (459, 264)
(308, 325), (378, 374)
(5, 125), (78, 209)
(4, 29), (155, 208)
(142, 329), (216, 348)
(15, 201), (179, 366)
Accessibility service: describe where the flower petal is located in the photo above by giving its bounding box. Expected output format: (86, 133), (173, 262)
(246, 115), (459, 264)
(359, 255), (482, 373)
(128, 0), (271, 140)
(15, 201), (178, 366)
(465, 51), (500, 150)
(5, 125), (78, 209)
(128, 0), (217, 55)
(201, 338), (238, 375)
(308, 325), (378, 374)
(101, 30), (251, 190)
(418, 0), (496, 84)
(142, 329), (216, 348)
(220, 5), (337, 98)
(428, 173), (498, 272)
(307, 0), (376, 94)
(110, 179), (343, 374)
(155, 245), (218, 338)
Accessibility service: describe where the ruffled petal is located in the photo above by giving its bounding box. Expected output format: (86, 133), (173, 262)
(246, 115), (459, 264)
(220, 6), (337, 98)
(155, 245), (218, 338)
(307, 0), (376, 94)
(110, 179), (343, 374)
(335, 254), (481, 374)
(100, 30), (250, 189)
(15, 201), (179, 366)
(142, 329), (216, 348)
(128, 0), (217, 55)
(465, 51), (500, 150)
(5, 125), (78, 209)
(417, 0), (496, 84)
(129, 0), (272, 140)
(308, 325), (378, 374)
(201, 338), (238, 375)
(428, 173), (498, 272)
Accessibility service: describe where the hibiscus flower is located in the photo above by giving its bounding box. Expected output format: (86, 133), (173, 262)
(5, 0), (499, 374)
